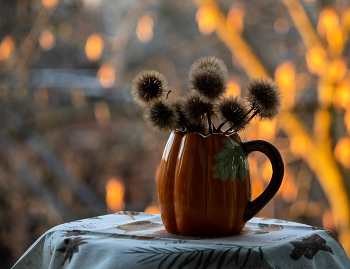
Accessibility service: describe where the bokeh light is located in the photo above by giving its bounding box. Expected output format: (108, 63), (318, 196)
(227, 3), (245, 34)
(42, 0), (58, 9)
(0, 36), (15, 61)
(196, 5), (217, 35)
(226, 80), (241, 96)
(334, 137), (350, 168)
(39, 30), (56, 51)
(306, 45), (326, 74)
(106, 178), (125, 212)
(136, 15), (154, 43)
(145, 205), (160, 214)
(97, 63), (115, 88)
(85, 34), (104, 61)
(275, 62), (296, 110)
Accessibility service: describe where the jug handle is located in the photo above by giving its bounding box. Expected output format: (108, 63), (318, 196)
(241, 140), (284, 223)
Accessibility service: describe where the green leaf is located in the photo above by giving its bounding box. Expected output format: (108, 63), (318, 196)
(258, 223), (270, 229)
(214, 138), (247, 181)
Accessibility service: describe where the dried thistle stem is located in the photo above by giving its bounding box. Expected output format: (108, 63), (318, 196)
(224, 107), (255, 134)
(207, 111), (212, 134)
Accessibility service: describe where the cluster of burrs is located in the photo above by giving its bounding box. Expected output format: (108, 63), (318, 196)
(131, 56), (281, 135)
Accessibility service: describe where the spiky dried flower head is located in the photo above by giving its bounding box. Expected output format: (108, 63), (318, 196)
(246, 78), (281, 120)
(143, 100), (178, 132)
(192, 119), (208, 135)
(217, 96), (249, 132)
(188, 56), (228, 100)
(131, 70), (168, 107)
(170, 99), (187, 130)
(183, 91), (214, 122)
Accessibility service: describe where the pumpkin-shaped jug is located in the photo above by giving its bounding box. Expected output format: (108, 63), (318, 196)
(156, 131), (284, 235)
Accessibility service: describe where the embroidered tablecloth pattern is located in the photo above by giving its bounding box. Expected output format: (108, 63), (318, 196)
(12, 212), (350, 269)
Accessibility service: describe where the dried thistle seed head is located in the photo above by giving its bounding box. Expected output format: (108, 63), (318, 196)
(195, 120), (208, 134)
(217, 96), (249, 132)
(183, 92), (214, 121)
(246, 78), (281, 120)
(188, 56), (228, 100)
(143, 100), (178, 132)
(170, 99), (187, 130)
(188, 118), (208, 134)
(131, 70), (167, 106)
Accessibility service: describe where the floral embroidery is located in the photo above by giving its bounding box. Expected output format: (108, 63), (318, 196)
(290, 234), (333, 260)
(61, 230), (87, 237)
(56, 237), (88, 266)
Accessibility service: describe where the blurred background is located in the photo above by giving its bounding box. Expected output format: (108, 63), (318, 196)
(1, 0), (350, 267)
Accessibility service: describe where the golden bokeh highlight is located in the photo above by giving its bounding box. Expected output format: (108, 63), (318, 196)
(290, 135), (308, 157)
(317, 8), (343, 53)
(227, 4), (245, 34)
(106, 178), (125, 212)
(145, 205), (160, 214)
(279, 172), (297, 203)
(261, 160), (272, 184)
(328, 59), (346, 82)
(97, 63), (115, 88)
(42, 0), (58, 8)
(136, 15), (154, 43)
(334, 137), (350, 168)
(306, 45), (326, 74)
(94, 101), (111, 126)
(317, 8), (340, 37)
(333, 80), (350, 110)
(327, 29), (344, 53)
(252, 179), (265, 200)
(196, 5), (218, 35)
(226, 80), (241, 97)
(258, 121), (276, 142)
(39, 30), (56, 51)
(0, 36), (15, 61)
(85, 34), (104, 61)
(275, 62), (296, 110)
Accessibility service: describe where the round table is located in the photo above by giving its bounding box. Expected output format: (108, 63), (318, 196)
(12, 212), (350, 269)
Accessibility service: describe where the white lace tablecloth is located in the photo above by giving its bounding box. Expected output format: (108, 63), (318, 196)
(12, 212), (350, 269)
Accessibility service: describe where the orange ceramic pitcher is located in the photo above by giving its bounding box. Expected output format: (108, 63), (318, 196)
(156, 131), (284, 235)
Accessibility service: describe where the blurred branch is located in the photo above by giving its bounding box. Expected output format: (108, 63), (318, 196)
(282, 0), (320, 49)
(0, 100), (107, 216)
(192, 0), (269, 79)
(9, 2), (61, 72)
(0, 122), (75, 222)
(193, 0), (350, 254)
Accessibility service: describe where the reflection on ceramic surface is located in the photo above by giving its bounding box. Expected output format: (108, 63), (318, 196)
(156, 131), (284, 235)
